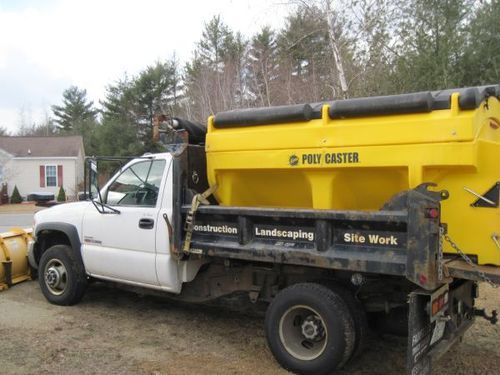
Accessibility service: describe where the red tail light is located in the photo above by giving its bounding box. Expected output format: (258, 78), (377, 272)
(425, 208), (439, 219)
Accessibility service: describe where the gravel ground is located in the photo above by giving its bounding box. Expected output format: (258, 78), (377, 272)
(0, 280), (498, 375)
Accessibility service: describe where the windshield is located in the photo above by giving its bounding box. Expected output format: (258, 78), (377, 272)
(105, 159), (166, 207)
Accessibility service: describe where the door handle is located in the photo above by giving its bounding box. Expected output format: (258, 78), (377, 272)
(138, 218), (154, 229)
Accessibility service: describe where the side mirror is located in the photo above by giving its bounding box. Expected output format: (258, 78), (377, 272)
(85, 158), (120, 214)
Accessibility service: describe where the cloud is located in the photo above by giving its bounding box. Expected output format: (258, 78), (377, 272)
(0, 50), (70, 106)
(0, 0), (287, 133)
(0, 50), (70, 132)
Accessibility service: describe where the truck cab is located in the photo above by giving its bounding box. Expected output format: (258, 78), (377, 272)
(31, 152), (206, 298)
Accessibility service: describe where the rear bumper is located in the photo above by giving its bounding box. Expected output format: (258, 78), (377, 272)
(407, 280), (476, 375)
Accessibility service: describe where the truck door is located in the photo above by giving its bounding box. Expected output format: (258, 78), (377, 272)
(82, 158), (167, 286)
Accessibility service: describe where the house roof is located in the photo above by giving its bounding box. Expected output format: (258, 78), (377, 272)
(0, 136), (84, 157)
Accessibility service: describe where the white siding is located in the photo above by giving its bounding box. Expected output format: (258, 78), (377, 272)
(2, 157), (81, 200)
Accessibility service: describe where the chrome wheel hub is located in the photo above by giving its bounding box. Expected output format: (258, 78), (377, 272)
(45, 267), (61, 287)
(279, 305), (328, 361)
(44, 259), (67, 296)
(301, 315), (325, 341)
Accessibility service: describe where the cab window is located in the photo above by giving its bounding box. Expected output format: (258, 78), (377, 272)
(105, 159), (166, 207)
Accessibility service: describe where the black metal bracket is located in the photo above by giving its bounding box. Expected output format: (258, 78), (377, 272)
(382, 182), (448, 211)
(414, 183), (449, 202)
(471, 182), (499, 208)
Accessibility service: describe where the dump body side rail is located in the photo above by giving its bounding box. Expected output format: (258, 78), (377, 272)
(172, 146), (445, 291)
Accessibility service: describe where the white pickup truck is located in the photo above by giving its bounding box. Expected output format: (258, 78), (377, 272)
(32, 152), (195, 296)
(28, 118), (495, 375)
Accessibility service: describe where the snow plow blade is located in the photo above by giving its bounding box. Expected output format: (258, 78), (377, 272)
(0, 228), (32, 291)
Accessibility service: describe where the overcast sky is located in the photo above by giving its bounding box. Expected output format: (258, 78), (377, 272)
(0, 0), (289, 133)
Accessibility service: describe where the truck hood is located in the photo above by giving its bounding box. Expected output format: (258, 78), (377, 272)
(34, 201), (91, 234)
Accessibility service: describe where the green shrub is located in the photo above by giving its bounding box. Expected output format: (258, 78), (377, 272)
(57, 186), (66, 202)
(1, 183), (8, 204)
(10, 185), (22, 204)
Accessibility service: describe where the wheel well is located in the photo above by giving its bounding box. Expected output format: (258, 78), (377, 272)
(34, 230), (72, 265)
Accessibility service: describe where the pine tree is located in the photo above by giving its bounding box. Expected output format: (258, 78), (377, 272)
(392, 0), (476, 91)
(52, 86), (99, 155)
(183, 56), (214, 122)
(460, 0), (500, 85)
(184, 16), (244, 119)
(100, 78), (142, 155)
(276, 4), (332, 102)
(1, 183), (8, 204)
(57, 186), (66, 202)
(335, 0), (397, 97)
(248, 27), (278, 106)
(10, 185), (22, 204)
(52, 86), (98, 132)
(100, 59), (181, 153)
(198, 15), (233, 67)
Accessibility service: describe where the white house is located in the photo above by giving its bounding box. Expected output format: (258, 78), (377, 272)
(0, 136), (85, 200)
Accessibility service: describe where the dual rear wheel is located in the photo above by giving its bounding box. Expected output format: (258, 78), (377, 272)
(265, 283), (366, 375)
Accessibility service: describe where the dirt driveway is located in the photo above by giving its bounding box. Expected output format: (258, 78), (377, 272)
(0, 280), (498, 375)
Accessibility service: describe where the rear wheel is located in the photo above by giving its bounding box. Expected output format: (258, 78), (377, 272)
(39, 245), (87, 306)
(325, 284), (369, 362)
(265, 283), (355, 375)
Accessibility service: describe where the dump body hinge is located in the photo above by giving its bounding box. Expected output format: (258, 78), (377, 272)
(382, 182), (448, 211)
(414, 183), (449, 202)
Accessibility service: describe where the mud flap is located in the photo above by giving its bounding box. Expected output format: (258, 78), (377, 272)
(407, 292), (433, 374)
(407, 281), (475, 375)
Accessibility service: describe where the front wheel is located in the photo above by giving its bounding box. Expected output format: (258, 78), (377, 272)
(265, 283), (355, 375)
(39, 244), (87, 306)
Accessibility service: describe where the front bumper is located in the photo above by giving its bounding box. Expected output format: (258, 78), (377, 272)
(27, 239), (37, 270)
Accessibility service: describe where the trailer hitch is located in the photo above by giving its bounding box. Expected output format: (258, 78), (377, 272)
(474, 308), (498, 324)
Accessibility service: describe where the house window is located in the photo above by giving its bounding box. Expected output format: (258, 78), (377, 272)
(45, 165), (57, 187)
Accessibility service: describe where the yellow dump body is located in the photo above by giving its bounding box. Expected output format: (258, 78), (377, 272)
(206, 86), (500, 266)
(0, 228), (32, 291)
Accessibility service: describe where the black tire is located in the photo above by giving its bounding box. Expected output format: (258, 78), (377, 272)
(38, 244), (87, 306)
(328, 285), (369, 362)
(265, 283), (355, 375)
